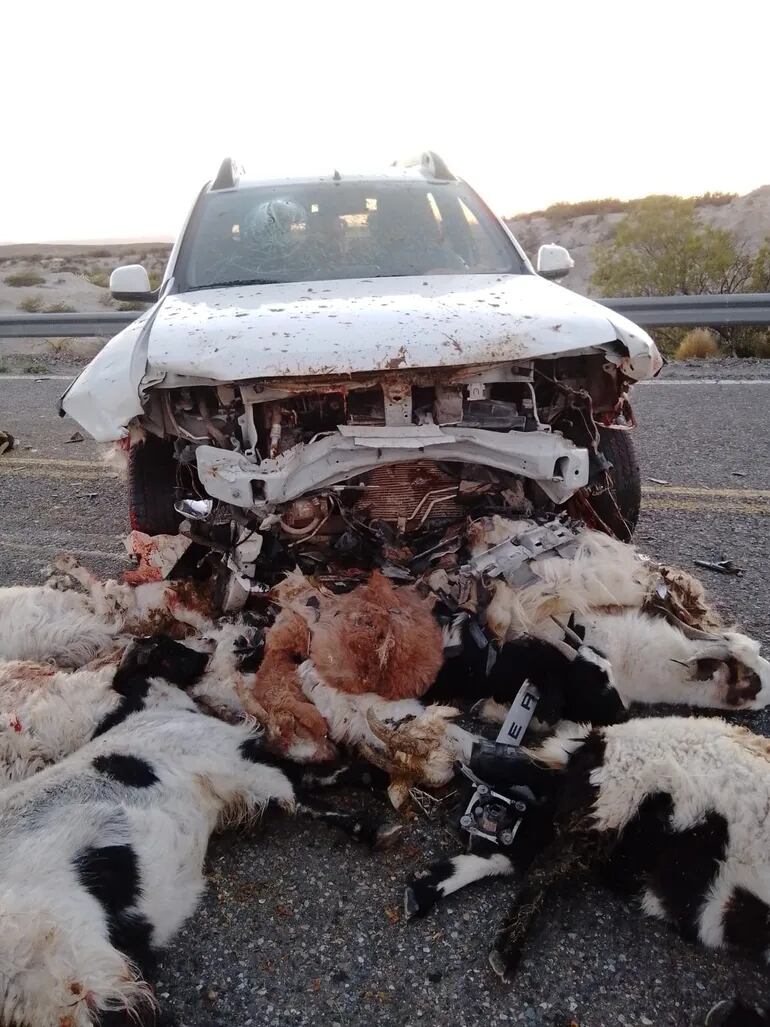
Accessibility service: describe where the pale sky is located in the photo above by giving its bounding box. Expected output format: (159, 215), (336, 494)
(2, 0), (768, 243)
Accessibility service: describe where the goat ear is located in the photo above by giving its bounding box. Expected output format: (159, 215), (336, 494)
(134, 637), (161, 667)
(690, 657), (726, 681)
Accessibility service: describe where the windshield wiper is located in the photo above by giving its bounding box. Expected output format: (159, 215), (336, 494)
(187, 278), (285, 290)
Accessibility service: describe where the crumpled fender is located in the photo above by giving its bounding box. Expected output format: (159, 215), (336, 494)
(59, 310), (161, 442)
(605, 311), (664, 380)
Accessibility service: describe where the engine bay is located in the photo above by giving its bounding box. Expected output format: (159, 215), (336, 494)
(134, 355), (634, 598)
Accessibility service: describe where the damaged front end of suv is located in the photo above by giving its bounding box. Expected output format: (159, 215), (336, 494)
(61, 155), (662, 606)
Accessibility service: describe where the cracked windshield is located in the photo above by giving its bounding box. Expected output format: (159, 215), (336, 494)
(181, 181), (525, 288)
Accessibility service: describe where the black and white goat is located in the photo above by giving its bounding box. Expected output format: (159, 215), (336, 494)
(469, 515), (770, 712)
(426, 617), (627, 730)
(405, 715), (770, 983)
(468, 515), (718, 639)
(0, 635), (211, 785)
(0, 698), (395, 1025)
(558, 610), (770, 711)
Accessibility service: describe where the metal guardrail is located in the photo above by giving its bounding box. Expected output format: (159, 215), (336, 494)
(0, 312), (136, 338)
(2, 293), (770, 338)
(601, 293), (770, 328)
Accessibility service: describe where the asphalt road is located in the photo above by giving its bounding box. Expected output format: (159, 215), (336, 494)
(1, 373), (769, 1027)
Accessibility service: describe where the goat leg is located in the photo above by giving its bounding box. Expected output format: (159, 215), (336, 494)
(488, 831), (592, 982)
(295, 794), (403, 850)
(50, 553), (101, 595)
(240, 741), (402, 848)
(405, 849), (515, 919)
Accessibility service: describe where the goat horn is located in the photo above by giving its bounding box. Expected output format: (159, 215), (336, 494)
(550, 615), (583, 649)
(648, 602), (724, 642)
(548, 637), (578, 663)
(364, 708), (393, 745)
(683, 644), (733, 663)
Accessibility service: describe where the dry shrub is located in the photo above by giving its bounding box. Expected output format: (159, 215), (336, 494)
(675, 328), (720, 360)
(85, 270), (110, 288)
(5, 271), (45, 287)
(47, 338), (74, 357)
(18, 295), (43, 313)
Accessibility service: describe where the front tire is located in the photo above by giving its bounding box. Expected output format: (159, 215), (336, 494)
(128, 437), (180, 535)
(593, 427), (642, 535)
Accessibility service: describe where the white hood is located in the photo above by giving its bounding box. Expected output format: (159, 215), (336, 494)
(61, 273), (660, 441)
(148, 273), (659, 382)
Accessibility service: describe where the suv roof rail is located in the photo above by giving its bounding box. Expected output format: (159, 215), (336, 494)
(211, 157), (244, 191)
(393, 150), (455, 181)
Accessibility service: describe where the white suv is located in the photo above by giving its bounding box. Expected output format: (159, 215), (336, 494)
(62, 153), (661, 604)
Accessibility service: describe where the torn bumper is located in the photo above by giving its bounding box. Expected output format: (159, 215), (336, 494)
(195, 425), (589, 509)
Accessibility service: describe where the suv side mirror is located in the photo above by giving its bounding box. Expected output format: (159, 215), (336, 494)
(110, 264), (157, 302)
(536, 244), (575, 281)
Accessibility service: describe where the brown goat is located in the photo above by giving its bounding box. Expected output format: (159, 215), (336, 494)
(309, 572), (444, 700)
(237, 609), (337, 762)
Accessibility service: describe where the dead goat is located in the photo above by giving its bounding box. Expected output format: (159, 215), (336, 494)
(469, 515), (723, 641)
(467, 517), (770, 711)
(235, 570), (445, 764)
(299, 657), (474, 807)
(426, 619), (627, 730)
(308, 570), (444, 700)
(0, 635), (210, 785)
(406, 716), (770, 982)
(236, 608), (337, 762)
(0, 701), (397, 1025)
(544, 610), (770, 711)
(0, 554), (214, 668)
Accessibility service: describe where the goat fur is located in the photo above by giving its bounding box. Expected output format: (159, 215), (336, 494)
(407, 715), (770, 979)
(0, 710), (296, 1025)
(529, 611), (770, 711)
(0, 636), (210, 786)
(236, 570), (445, 763)
(237, 610), (336, 762)
(467, 517), (768, 711)
(470, 516), (722, 641)
(299, 661), (474, 807)
(519, 717), (770, 956)
(0, 555), (214, 668)
(309, 571), (444, 699)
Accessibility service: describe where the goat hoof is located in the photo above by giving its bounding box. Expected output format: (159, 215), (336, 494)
(488, 946), (513, 982)
(403, 885), (421, 919)
(403, 878), (437, 919)
(374, 823), (404, 851)
(704, 1000), (754, 1027)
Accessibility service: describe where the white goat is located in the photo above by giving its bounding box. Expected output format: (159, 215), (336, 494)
(0, 585), (119, 668)
(567, 610), (770, 710)
(0, 636), (211, 786)
(470, 515), (718, 641)
(299, 661), (475, 807)
(0, 555), (213, 668)
(0, 705), (392, 1025)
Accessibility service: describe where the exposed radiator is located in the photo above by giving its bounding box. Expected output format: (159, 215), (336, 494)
(354, 461), (467, 531)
